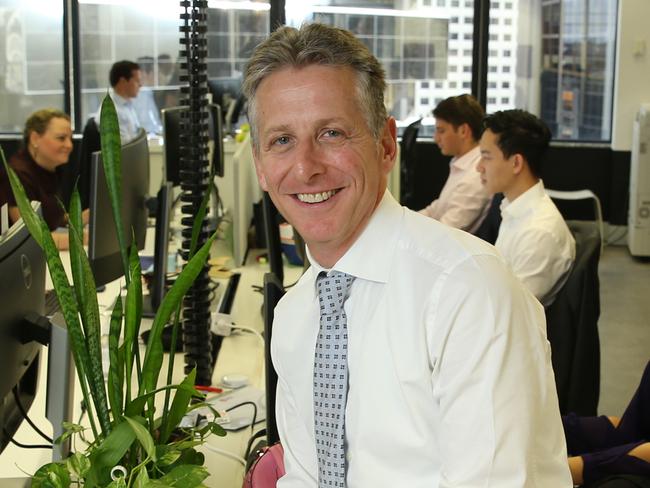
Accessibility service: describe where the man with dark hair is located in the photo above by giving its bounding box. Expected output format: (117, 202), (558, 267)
(243, 23), (571, 487)
(96, 60), (142, 143)
(133, 56), (163, 134)
(419, 94), (491, 233)
(478, 109), (575, 305)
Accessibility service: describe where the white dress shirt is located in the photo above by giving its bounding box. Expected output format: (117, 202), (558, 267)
(419, 146), (491, 233)
(95, 91), (142, 144)
(133, 87), (163, 135)
(496, 180), (576, 307)
(273, 191), (572, 488)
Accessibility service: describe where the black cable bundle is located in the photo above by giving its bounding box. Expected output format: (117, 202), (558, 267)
(178, 0), (221, 385)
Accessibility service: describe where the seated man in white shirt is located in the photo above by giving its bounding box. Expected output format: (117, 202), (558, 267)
(419, 94), (492, 233)
(478, 109), (576, 306)
(243, 23), (571, 487)
(95, 60), (143, 144)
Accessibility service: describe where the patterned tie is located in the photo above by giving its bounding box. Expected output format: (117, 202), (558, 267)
(314, 271), (355, 488)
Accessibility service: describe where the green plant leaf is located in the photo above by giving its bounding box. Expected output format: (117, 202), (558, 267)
(87, 420), (136, 486)
(155, 446), (182, 467)
(160, 368), (196, 443)
(140, 231), (217, 397)
(124, 416), (157, 462)
(99, 93), (129, 283)
(1, 148), (43, 246)
(151, 464), (209, 487)
(124, 243), (143, 404)
(31, 462), (71, 488)
(132, 466), (150, 488)
(208, 421), (227, 437)
(54, 422), (86, 445)
(67, 188), (87, 309)
(66, 216), (112, 436)
(106, 478), (128, 488)
(65, 451), (91, 478)
(124, 380), (201, 418)
(108, 296), (124, 421)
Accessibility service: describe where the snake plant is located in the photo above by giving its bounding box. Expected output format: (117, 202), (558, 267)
(1, 94), (224, 487)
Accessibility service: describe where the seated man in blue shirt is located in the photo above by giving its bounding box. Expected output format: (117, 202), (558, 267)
(478, 110), (576, 306)
(243, 22), (572, 487)
(95, 60), (143, 144)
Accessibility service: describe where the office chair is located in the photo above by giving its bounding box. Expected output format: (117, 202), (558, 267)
(546, 188), (605, 252)
(473, 193), (504, 245)
(399, 118), (422, 206)
(545, 220), (601, 416)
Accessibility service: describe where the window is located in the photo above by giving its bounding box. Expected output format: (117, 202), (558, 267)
(289, 3), (466, 130)
(486, 0), (617, 141)
(464, 17), (472, 24)
(464, 33), (473, 40)
(490, 34), (498, 41)
(488, 82), (497, 88)
(451, 0), (459, 6)
(488, 97), (497, 104)
(490, 17), (498, 25)
(489, 49), (497, 56)
(421, 81), (430, 89)
(463, 65), (472, 72)
(462, 81), (471, 88)
(0, 1), (65, 131)
(449, 81), (458, 88)
(462, 49), (472, 56)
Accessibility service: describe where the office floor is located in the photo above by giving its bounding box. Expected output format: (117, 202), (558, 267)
(597, 244), (650, 416)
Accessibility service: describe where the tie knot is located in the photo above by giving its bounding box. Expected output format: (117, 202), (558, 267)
(317, 271), (355, 316)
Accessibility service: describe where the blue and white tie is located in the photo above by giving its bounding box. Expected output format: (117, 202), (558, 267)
(314, 271), (355, 488)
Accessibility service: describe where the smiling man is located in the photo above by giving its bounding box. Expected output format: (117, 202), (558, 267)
(419, 94), (491, 233)
(243, 24), (572, 488)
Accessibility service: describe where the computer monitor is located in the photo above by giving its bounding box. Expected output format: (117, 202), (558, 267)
(88, 129), (150, 287)
(143, 182), (173, 317)
(262, 192), (284, 286)
(207, 77), (245, 136)
(262, 272), (285, 445)
(0, 217), (46, 454)
(162, 103), (224, 187)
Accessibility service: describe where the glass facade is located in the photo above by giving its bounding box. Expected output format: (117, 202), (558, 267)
(0, 1), (65, 132)
(0, 0), (618, 142)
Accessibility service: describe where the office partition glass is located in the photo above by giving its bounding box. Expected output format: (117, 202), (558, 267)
(485, 0), (617, 141)
(0, 1), (65, 132)
(284, 1), (474, 137)
(77, 0), (269, 128)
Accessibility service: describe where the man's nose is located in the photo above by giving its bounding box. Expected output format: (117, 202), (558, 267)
(294, 140), (326, 182)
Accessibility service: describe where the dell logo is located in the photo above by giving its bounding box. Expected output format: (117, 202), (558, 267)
(20, 254), (32, 289)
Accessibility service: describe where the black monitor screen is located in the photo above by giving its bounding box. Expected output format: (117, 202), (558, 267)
(207, 77), (245, 136)
(0, 217), (46, 454)
(262, 272), (284, 445)
(88, 129), (150, 286)
(262, 192), (284, 286)
(143, 182), (173, 317)
(162, 104), (224, 186)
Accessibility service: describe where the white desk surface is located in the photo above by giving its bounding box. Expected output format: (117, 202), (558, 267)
(0, 229), (303, 487)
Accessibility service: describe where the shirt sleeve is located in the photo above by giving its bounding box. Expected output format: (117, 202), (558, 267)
(437, 176), (491, 231)
(505, 227), (574, 303)
(419, 198), (440, 219)
(427, 253), (572, 487)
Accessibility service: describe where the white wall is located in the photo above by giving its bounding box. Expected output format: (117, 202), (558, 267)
(612, 0), (650, 151)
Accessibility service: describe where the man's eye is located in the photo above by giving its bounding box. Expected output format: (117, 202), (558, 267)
(323, 129), (342, 138)
(273, 136), (290, 146)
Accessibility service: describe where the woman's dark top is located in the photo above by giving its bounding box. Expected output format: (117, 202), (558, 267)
(0, 148), (66, 230)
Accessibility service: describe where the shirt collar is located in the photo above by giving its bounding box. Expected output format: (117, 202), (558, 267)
(500, 179), (545, 219)
(110, 90), (131, 107)
(450, 145), (480, 170)
(306, 190), (403, 287)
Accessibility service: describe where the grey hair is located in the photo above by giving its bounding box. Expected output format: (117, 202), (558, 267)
(242, 23), (388, 151)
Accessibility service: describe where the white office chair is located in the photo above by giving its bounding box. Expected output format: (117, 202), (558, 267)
(545, 188), (605, 252)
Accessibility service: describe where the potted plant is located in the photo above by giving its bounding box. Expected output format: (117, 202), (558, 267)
(1, 94), (225, 487)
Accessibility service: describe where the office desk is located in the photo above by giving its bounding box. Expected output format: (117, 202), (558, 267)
(0, 241), (302, 488)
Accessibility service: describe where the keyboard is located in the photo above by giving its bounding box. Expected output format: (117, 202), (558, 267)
(44, 289), (61, 317)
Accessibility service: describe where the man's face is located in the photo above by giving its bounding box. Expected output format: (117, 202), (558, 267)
(477, 129), (516, 195)
(124, 69), (142, 98)
(434, 119), (464, 157)
(252, 64), (396, 266)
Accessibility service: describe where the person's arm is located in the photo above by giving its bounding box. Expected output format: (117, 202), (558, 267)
(504, 228), (574, 303)
(437, 176), (491, 231)
(428, 254), (572, 486)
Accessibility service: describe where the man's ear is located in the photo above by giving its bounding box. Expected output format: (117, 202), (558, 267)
(29, 131), (40, 148)
(512, 153), (526, 175)
(380, 117), (398, 175)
